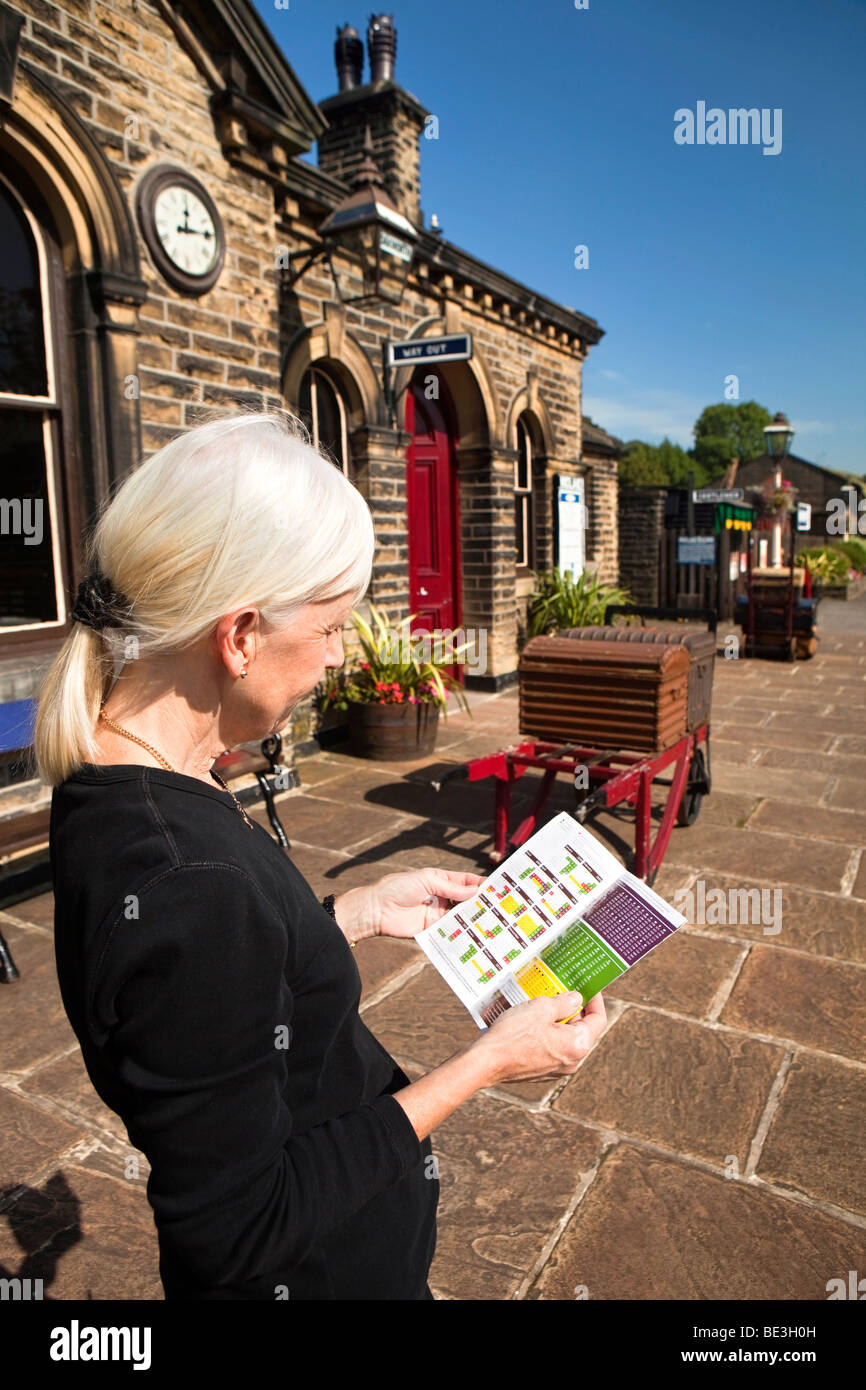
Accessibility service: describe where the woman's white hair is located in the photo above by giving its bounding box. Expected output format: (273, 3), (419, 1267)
(33, 408), (375, 787)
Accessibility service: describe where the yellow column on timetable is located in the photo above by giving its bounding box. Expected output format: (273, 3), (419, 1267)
(514, 957), (564, 998)
(514, 957), (583, 1023)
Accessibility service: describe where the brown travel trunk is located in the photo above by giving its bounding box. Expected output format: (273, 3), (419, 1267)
(561, 625), (716, 731)
(518, 635), (691, 753)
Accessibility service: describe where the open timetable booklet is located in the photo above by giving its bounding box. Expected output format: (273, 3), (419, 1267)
(414, 811), (686, 1030)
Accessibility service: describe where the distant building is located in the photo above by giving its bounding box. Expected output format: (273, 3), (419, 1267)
(716, 453), (865, 549)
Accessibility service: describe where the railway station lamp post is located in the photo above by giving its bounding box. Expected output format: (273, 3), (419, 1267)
(763, 412), (795, 568)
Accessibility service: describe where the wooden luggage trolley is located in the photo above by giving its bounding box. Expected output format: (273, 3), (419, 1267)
(431, 607), (716, 887)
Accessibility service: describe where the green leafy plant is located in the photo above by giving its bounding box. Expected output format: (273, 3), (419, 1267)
(526, 569), (633, 638)
(796, 546), (851, 583)
(319, 603), (473, 717)
(831, 538), (866, 574)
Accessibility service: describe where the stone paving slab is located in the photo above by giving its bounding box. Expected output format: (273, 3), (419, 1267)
(705, 761), (834, 802)
(529, 1145), (866, 1301)
(421, 1080), (605, 1300)
(0, 920), (74, 1073)
(759, 747), (866, 777)
(552, 1009), (785, 1171)
(827, 777), (866, 812)
(17, 1047), (136, 1151)
(755, 1053), (866, 1217)
(720, 946), (866, 1063)
(0, 1164), (162, 1301)
(0, 1087), (88, 1187)
(604, 929), (744, 1018)
(664, 823), (852, 893)
(711, 720), (836, 752)
(676, 872), (866, 962)
(749, 798), (866, 844)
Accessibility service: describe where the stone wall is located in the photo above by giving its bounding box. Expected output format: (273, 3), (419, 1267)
(15, 0), (286, 452)
(586, 458), (619, 585)
(618, 487), (666, 606)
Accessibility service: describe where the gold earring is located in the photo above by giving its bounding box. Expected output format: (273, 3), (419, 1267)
(240, 668), (248, 678)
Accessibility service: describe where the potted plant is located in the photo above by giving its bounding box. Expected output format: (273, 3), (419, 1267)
(319, 604), (473, 760)
(524, 568), (633, 641)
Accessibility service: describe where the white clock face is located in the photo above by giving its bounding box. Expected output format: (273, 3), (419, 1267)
(153, 185), (219, 276)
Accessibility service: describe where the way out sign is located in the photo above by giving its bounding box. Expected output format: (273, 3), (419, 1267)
(386, 333), (473, 366)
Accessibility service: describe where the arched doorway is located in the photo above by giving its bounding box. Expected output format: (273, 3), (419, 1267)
(405, 371), (462, 680)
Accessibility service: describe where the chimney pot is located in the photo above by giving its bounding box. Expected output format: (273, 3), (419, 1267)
(335, 24), (364, 91)
(368, 13), (396, 82)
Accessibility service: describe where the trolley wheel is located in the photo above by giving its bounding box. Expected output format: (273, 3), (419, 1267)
(676, 748), (707, 827)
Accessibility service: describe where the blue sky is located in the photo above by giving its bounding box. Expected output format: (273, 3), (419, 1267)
(253, 0), (866, 474)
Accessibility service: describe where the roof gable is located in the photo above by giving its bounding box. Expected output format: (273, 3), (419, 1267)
(153, 0), (326, 160)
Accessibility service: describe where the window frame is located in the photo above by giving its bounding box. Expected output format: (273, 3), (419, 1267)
(0, 171), (69, 637)
(514, 413), (535, 572)
(299, 366), (353, 480)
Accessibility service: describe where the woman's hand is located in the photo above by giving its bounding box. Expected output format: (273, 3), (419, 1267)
(333, 868), (485, 945)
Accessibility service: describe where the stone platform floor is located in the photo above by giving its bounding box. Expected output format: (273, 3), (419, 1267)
(1, 605), (864, 1300)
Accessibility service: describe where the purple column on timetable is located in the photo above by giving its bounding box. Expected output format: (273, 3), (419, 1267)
(582, 881), (677, 966)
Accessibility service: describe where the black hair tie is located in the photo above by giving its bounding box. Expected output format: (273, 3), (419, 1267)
(70, 570), (132, 631)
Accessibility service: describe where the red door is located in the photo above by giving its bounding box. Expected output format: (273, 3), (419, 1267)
(405, 375), (462, 682)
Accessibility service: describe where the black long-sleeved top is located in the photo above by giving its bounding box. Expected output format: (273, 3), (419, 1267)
(50, 763), (438, 1300)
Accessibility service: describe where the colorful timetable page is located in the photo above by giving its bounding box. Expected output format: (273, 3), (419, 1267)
(414, 811), (686, 1029)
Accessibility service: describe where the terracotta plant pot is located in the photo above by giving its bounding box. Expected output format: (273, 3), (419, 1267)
(346, 700), (440, 760)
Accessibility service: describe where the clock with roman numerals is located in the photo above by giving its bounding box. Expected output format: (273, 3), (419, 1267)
(136, 165), (225, 296)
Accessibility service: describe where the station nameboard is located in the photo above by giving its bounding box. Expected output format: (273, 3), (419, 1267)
(692, 487), (745, 504)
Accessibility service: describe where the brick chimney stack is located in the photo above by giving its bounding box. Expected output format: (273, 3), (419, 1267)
(318, 13), (429, 227)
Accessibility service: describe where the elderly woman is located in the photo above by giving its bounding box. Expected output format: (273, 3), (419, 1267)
(35, 410), (605, 1301)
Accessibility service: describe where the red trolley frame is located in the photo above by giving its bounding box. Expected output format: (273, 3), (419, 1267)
(432, 726), (710, 886)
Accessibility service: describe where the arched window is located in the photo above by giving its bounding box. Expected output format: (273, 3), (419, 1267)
(298, 367), (352, 479)
(514, 413), (535, 570)
(0, 174), (64, 630)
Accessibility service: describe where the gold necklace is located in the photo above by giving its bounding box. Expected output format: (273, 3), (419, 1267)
(98, 702), (255, 830)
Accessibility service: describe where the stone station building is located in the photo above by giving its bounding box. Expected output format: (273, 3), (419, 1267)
(0, 2), (615, 872)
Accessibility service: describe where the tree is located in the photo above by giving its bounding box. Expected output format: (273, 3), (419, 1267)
(692, 401), (772, 474)
(618, 437), (708, 488)
(618, 441), (667, 486)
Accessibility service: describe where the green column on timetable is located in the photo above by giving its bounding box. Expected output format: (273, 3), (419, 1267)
(539, 921), (625, 1002)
